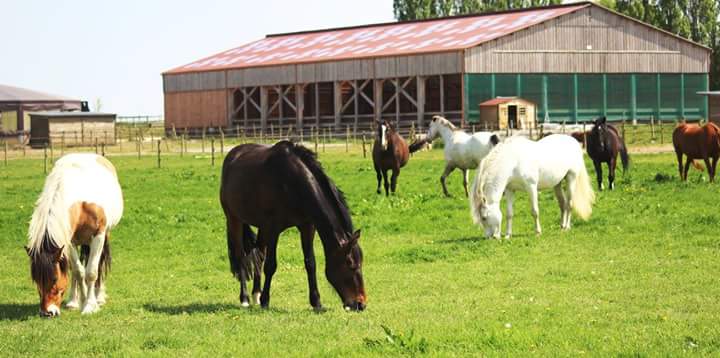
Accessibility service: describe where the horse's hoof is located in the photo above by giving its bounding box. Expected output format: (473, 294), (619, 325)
(240, 301), (250, 308)
(66, 300), (80, 310)
(81, 302), (99, 315)
(312, 305), (325, 313)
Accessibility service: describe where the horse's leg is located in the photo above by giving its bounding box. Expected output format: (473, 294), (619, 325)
(704, 157), (713, 182)
(592, 160), (603, 191)
(676, 151), (684, 180)
(462, 169), (470, 197)
(528, 184), (541, 235)
(299, 224), (322, 310)
(683, 157), (692, 181)
(65, 245), (85, 310)
(382, 170), (390, 196)
(504, 190), (514, 239)
(553, 184), (568, 230)
(375, 167), (382, 194)
(81, 231), (105, 314)
(712, 156), (719, 182)
(259, 229), (280, 309)
(440, 164), (455, 197)
(96, 280), (107, 306)
(390, 167), (399, 194)
(608, 158), (617, 190)
(226, 218), (251, 307)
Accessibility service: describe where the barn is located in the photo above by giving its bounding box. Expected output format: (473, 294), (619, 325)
(0, 84), (83, 134)
(162, 2), (710, 135)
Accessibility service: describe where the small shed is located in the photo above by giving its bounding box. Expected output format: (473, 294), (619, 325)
(29, 112), (116, 148)
(478, 97), (536, 130)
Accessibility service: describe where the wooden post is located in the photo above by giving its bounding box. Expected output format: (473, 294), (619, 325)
(61, 132), (65, 156)
(314, 126), (318, 153)
(102, 143), (106, 157)
(323, 127), (327, 153)
(334, 81), (342, 130)
(650, 116), (656, 141)
(211, 137), (215, 167)
(220, 127), (225, 154)
(157, 140), (161, 169)
(362, 134), (367, 158)
(621, 119), (626, 139)
(271, 123), (275, 139)
(236, 126), (241, 145)
(529, 124), (534, 140)
(44, 146), (48, 174)
(50, 142), (54, 162)
(201, 127), (206, 153)
(582, 122), (587, 148)
(94, 138), (98, 154)
(180, 134), (185, 157)
(3, 141), (6, 166)
(416, 76), (426, 129)
(137, 135), (141, 159)
(632, 121), (637, 144)
(659, 119), (664, 144)
(561, 120), (566, 134)
(346, 125), (350, 152)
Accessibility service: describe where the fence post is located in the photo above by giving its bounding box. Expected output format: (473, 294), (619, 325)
(137, 135), (141, 159)
(582, 122), (587, 148)
(202, 127), (206, 153)
(659, 118), (664, 144)
(61, 132), (65, 156)
(43, 145), (48, 174)
(346, 125), (350, 152)
(621, 119), (626, 140)
(271, 123), (275, 139)
(95, 138), (98, 154)
(50, 142), (54, 162)
(180, 134), (185, 157)
(3, 141), (7, 166)
(102, 143), (106, 157)
(362, 134), (367, 158)
(650, 116), (656, 141)
(632, 121), (637, 144)
(157, 140), (161, 169)
(314, 126), (318, 153)
(561, 120), (566, 134)
(323, 127), (327, 153)
(211, 137), (215, 167)
(220, 127), (225, 154)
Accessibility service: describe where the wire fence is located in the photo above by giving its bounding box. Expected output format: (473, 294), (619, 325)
(0, 118), (706, 174)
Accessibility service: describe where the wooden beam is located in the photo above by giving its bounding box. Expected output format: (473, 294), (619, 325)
(260, 86), (268, 133)
(314, 83), (320, 128)
(357, 79), (374, 107)
(353, 80), (359, 130)
(296, 84), (305, 133)
(440, 75), (445, 117)
(334, 81), (342, 129)
(417, 76), (426, 128)
(374, 79), (384, 121)
(395, 77), (400, 125)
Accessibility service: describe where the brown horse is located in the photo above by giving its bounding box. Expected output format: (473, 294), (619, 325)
(220, 141), (366, 311)
(673, 122), (720, 182)
(373, 120), (423, 195)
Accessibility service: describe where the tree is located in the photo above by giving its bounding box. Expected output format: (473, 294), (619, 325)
(393, 0), (561, 21)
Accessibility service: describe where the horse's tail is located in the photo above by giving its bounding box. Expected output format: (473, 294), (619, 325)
(469, 165), (484, 226)
(619, 138), (630, 173)
(227, 223), (262, 282)
(571, 161), (595, 221)
(409, 138), (429, 153)
(691, 160), (705, 171)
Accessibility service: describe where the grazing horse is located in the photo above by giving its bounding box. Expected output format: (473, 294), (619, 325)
(220, 141), (366, 311)
(26, 153), (123, 317)
(673, 122), (720, 182)
(470, 135), (595, 238)
(425, 116), (499, 197)
(373, 120), (423, 195)
(586, 117), (630, 190)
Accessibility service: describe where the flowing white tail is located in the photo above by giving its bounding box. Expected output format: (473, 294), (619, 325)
(571, 163), (595, 220)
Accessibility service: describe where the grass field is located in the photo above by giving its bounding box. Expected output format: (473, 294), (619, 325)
(1, 145), (719, 356)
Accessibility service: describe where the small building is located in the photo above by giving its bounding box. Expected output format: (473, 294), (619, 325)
(29, 112), (116, 148)
(0, 84), (83, 133)
(478, 97), (536, 130)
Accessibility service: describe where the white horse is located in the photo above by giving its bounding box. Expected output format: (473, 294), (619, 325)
(426, 116), (499, 197)
(469, 135), (595, 239)
(26, 153), (123, 316)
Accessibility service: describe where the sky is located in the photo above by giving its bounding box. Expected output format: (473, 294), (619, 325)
(3, 0), (394, 116)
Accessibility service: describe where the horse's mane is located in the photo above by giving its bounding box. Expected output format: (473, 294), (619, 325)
(30, 235), (68, 291)
(433, 116), (459, 131)
(275, 141), (354, 236)
(27, 163), (71, 257)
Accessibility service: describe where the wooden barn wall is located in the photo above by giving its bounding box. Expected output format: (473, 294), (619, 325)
(163, 72), (226, 92)
(465, 6), (710, 73)
(164, 90), (227, 128)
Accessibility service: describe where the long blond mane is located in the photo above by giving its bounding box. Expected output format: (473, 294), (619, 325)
(27, 165), (72, 255)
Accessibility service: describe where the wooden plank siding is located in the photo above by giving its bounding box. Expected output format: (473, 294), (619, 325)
(163, 90), (228, 129)
(464, 6), (709, 74)
(163, 71), (226, 92)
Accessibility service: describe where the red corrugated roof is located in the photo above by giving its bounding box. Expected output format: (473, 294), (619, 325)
(166, 3), (589, 74)
(479, 97), (516, 106)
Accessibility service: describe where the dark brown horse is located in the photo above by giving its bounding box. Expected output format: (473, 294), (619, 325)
(586, 117), (629, 190)
(372, 120), (423, 195)
(673, 122), (720, 182)
(220, 141), (366, 311)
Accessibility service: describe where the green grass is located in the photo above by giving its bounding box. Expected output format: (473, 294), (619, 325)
(1, 146), (719, 356)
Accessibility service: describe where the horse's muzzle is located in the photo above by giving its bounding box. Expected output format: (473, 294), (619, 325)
(344, 301), (366, 312)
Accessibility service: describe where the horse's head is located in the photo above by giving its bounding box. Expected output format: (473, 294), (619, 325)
(326, 230), (366, 311)
(477, 198), (502, 239)
(592, 116), (608, 151)
(427, 116), (447, 140)
(376, 120), (391, 150)
(27, 244), (69, 317)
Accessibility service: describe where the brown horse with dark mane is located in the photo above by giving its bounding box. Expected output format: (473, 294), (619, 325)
(373, 119), (424, 195)
(586, 117), (629, 190)
(220, 141), (366, 311)
(673, 122), (720, 182)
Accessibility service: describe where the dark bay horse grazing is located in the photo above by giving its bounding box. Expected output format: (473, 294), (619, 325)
(673, 122), (720, 182)
(220, 141), (366, 311)
(373, 120), (423, 195)
(586, 117), (629, 190)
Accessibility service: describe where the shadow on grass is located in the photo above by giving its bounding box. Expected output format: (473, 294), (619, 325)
(143, 302), (288, 315)
(436, 234), (535, 245)
(0, 303), (37, 321)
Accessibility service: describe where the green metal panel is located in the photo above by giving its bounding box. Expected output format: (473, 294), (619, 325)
(464, 73), (708, 123)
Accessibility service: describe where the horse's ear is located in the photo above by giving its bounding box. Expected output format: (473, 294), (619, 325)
(489, 134), (500, 146)
(53, 246), (64, 262)
(599, 116), (606, 124)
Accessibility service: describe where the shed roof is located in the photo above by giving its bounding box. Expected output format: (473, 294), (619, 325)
(166, 3), (590, 74)
(28, 111), (115, 118)
(479, 97), (535, 106)
(0, 84), (80, 103)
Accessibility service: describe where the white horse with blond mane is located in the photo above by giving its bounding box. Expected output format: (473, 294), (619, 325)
(469, 135), (595, 239)
(26, 153), (123, 317)
(425, 116), (499, 197)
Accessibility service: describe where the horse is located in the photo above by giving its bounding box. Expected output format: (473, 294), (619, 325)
(673, 122), (720, 182)
(220, 141), (366, 311)
(26, 153), (123, 317)
(586, 117), (630, 190)
(469, 135), (595, 239)
(425, 116), (499, 197)
(373, 119), (424, 196)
